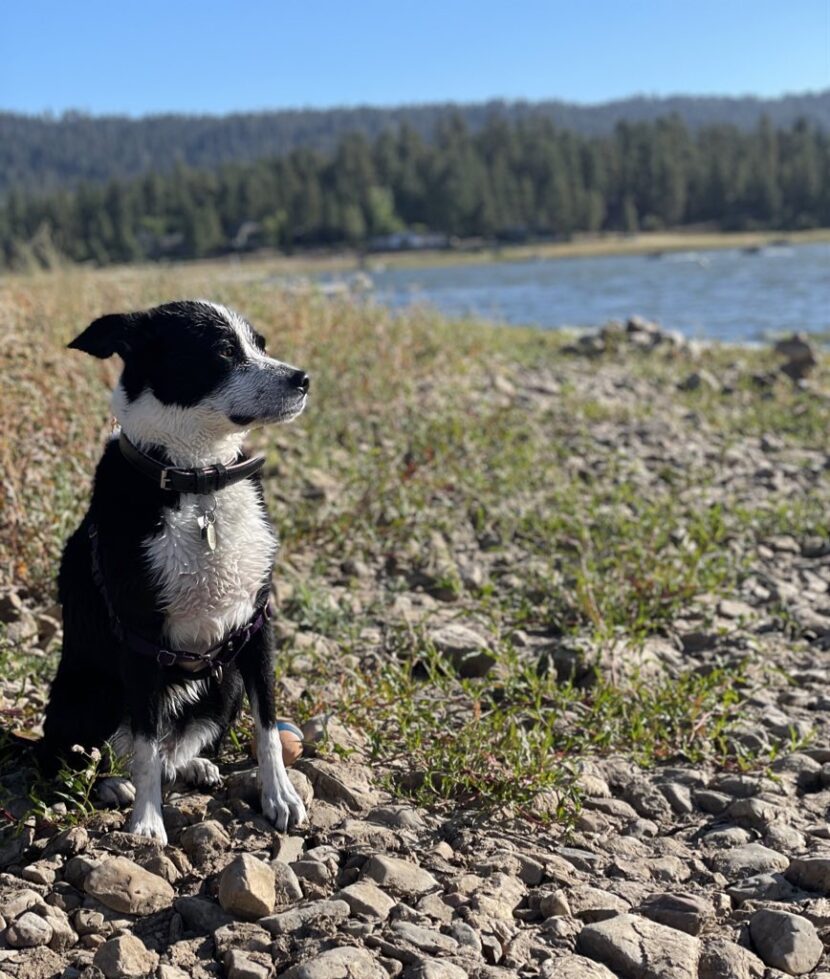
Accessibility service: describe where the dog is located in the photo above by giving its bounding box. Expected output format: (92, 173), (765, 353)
(38, 300), (309, 843)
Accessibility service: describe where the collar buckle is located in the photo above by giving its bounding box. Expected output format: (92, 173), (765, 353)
(159, 468), (173, 491)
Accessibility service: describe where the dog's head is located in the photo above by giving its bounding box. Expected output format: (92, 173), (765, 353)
(68, 301), (309, 451)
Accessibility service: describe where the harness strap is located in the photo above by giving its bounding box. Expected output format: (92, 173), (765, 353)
(88, 523), (271, 675)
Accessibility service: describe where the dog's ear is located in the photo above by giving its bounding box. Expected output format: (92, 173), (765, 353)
(67, 313), (142, 360)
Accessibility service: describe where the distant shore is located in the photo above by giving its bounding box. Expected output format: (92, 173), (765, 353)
(203, 227), (830, 277)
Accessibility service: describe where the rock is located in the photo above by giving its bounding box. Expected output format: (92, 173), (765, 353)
(272, 861), (304, 906)
(5, 910), (53, 947)
(278, 945), (387, 978)
(564, 884), (629, 922)
(429, 623), (496, 677)
(677, 369), (719, 392)
(698, 938), (765, 979)
(44, 826), (89, 857)
(728, 872), (813, 906)
(389, 920), (458, 954)
(225, 949), (272, 979)
(576, 913), (700, 979)
(41, 904), (77, 950)
(213, 921), (272, 958)
(180, 819), (231, 864)
(295, 757), (380, 810)
(407, 963), (470, 979)
(774, 333), (817, 380)
(218, 854), (276, 920)
(361, 854), (439, 897)
(174, 895), (233, 932)
(84, 856), (174, 915)
(638, 892), (712, 935)
(92, 934), (160, 978)
(708, 842), (789, 878)
(540, 957), (618, 978)
(749, 908), (823, 975)
(259, 899), (350, 936)
(335, 880), (396, 919)
(786, 854), (830, 894)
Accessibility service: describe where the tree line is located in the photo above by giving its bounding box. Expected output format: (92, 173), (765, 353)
(3, 92), (828, 197)
(2, 114), (828, 269)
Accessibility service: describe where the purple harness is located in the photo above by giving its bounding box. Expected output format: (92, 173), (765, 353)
(88, 522), (271, 679)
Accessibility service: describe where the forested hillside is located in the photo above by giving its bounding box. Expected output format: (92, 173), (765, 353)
(2, 114), (827, 269)
(2, 90), (828, 196)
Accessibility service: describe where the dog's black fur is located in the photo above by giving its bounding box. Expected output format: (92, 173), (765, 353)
(38, 300), (308, 840)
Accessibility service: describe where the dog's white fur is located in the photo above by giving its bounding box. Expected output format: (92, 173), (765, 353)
(103, 302), (306, 842)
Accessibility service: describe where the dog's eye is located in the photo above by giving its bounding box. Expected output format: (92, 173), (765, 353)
(217, 342), (236, 360)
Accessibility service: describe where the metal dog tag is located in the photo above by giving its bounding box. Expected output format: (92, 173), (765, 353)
(198, 511), (217, 550)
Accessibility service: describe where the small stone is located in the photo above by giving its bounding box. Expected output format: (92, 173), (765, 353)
(259, 899), (350, 936)
(5, 910), (53, 948)
(540, 957), (617, 978)
(361, 854), (439, 897)
(786, 854), (830, 894)
(174, 895), (232, 932)
(44, 826), (89, 857)
(749, 908), (822, 975)
(698, 938), (765, 979)
(639, 892), (712, 935)
(84, 856), (174, 915)
(93, 933), (160, 978)
(225, 949), (272, 979)
(693, 790), (732, 814)
(335, 880), (396, 919)
(180, 819), (230, 863)
(657, 782), (693, 815)
(727, 872), (812, 907)
(218, 854), (276, 920)
(709, 842), (789, 878)
(577, 913), (700, 979)
(430, 623), (496, 677)
(389, 919), (458, 954)
(277, 945), (386, 978)
(272, 861), (304, 905)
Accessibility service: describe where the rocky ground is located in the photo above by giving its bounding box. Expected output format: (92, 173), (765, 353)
(3, 269), (830, 977)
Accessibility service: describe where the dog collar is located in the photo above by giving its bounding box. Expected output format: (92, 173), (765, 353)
(118, 432), (265, 494)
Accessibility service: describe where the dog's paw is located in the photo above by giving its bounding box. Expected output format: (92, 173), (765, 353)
(96, 776), (136, 808)
(261, 779), (307, 832)
(178, 757), (221, 789)
(128, 808), (168, 845)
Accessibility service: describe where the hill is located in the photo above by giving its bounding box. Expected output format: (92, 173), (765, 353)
(2, 90), (828, 196)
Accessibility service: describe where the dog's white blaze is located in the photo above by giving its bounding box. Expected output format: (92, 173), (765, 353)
(144, 480), (276, 652)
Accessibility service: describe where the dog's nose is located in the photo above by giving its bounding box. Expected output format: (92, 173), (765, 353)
(290, 370), (310, 393)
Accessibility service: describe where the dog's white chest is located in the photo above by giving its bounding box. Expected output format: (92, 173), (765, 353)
(145, 482), (276, 652)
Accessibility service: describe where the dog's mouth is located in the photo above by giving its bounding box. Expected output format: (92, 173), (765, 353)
(229, 394), (307, 428)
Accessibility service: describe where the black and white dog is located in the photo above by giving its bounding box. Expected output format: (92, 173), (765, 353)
(39, 300), (308, 843)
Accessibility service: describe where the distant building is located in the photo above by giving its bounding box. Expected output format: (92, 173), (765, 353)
(367, 231), (450, 253)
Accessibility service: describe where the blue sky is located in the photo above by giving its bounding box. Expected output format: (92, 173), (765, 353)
(3, 0), (828, 116)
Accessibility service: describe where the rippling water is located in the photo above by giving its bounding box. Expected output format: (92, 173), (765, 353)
(364, 241), (829, 342)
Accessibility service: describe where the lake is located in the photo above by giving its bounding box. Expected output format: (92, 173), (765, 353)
(358, 241), (829, 342)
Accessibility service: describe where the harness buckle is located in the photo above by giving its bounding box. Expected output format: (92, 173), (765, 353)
(159, 469), (172, 491)
(157, 649), (178, 667)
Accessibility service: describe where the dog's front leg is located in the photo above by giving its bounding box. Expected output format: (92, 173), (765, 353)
(125, 688), (169, 844)
(239, 628), (306, 832)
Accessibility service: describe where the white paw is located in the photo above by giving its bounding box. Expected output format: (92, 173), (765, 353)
(178, 757), (221, 788)
(128, 809), (168, 845)
(96, 776), (136, 808)
(261, 778), (307, 832)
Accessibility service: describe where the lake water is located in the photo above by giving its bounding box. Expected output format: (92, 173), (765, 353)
(361, 241), (829, 342)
